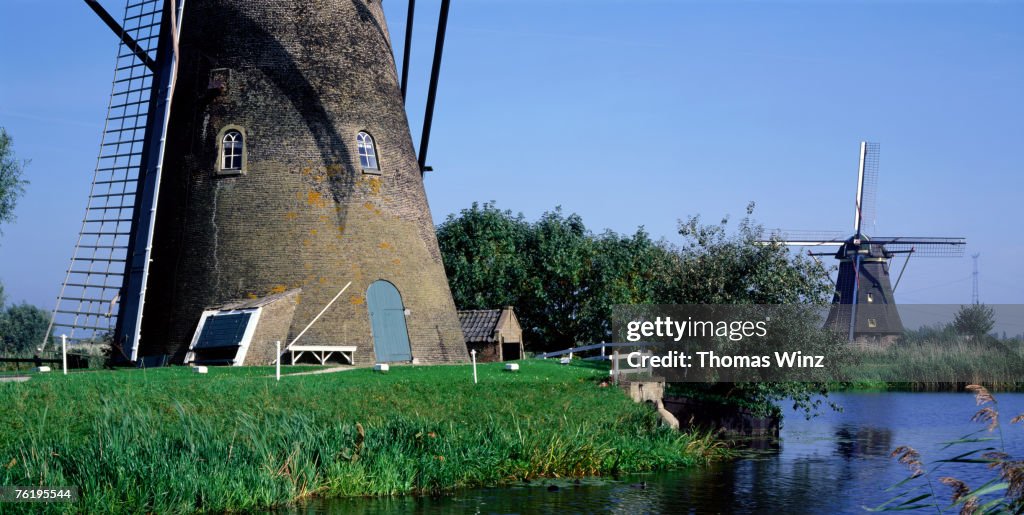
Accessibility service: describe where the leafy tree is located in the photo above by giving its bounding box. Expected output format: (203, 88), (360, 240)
(438, 203), (679, 350)
(438, 201), (846, 417)
(518, 208), (594, 348)
(673, 202), (832, 305)
(438, 201), (833, 353)
(0, 126), (31, 354)
(953, 303), (995, 339)
(666, 203), (845, 418)
(0, 302), (50, 354)
(437, 202), (531, 311)
(0, 126), (29, 234)
(580, 228), (680, 342)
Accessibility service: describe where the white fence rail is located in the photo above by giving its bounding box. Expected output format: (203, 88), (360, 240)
(537, 342), (654, 383)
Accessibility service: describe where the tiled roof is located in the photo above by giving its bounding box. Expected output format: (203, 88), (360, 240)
(458, 309), (501, 343)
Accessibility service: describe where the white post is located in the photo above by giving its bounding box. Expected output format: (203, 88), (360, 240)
(61, 334), (67, 375)
(612, 350), (619, 384)
(275, 340), (281, 381)
(470, 349), (477, 384)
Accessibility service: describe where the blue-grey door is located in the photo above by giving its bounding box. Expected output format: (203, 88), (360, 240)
(367, 280), (412, 362)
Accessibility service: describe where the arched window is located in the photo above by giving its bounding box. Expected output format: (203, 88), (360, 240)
(357, 131), (379, 171)
(222, 130), (243, 171)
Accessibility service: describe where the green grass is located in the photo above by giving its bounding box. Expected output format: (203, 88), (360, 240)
(0, 360), (724, 513)
(836, 338), (1024, 391)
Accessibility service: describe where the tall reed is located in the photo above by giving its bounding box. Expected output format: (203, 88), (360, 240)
(1, 361), (725, 513)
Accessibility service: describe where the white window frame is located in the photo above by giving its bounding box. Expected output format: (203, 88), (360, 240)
(357, 131), (380, 173)
(216, 125), (247, 175)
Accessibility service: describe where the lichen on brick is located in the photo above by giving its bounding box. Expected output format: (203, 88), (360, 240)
(137, 0), (468, 366)
(307, 191), (326, 207)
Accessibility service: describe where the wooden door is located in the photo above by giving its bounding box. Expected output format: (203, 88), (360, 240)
(367, 280), (412, 362)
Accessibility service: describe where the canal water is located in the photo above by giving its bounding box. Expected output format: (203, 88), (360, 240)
(293, 392), (1024, 514)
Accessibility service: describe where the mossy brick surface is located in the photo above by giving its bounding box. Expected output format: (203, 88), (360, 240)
(140, 0), (468, 364)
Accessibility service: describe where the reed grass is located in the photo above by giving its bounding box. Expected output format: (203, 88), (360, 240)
(839, 336), (1024, 391)
(870, 384), (1024, 512)
(0, 360), (724, 513)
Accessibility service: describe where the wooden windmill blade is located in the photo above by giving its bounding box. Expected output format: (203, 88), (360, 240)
(854, 141), (880, 238)
(870, 237), (967, 257)
(115, 0), (186, 363)
(417, 0), (453, 175)
(757, 229), (848, 247)
(44, 0), (185, 361)
(845, 141), (879, 341)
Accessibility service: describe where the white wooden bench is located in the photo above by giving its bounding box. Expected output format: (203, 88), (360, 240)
(287, 345), (357, 366)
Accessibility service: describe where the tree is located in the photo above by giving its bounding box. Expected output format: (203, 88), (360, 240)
(0, 302), (50, 354)
(953, 303), (995, 339)
(438, 203), (679, 351)
(437, 201), (846, 417)
(518, 208), (594, 348)
(666, 203), (846, 418)
(438, 203), (597, 350)
(0, 126), (46, 352)
(0, 126), (29, 234)
(673, 202), (832, 305)
(437, 202), (531, 311)
(580, 228), (680, 342)
(437, 201), (833, 355)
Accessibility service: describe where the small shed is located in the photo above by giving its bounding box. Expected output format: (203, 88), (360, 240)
(457, 306), (524, 362)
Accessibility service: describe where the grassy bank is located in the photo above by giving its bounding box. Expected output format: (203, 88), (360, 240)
(0, 361), (723, 513)
(834, 338), (1024, 392)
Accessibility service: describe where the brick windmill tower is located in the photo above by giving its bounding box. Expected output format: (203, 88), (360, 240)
(46, 0), (468, 366)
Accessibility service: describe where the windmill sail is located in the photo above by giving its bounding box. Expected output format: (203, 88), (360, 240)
(855, 142), (880, 237)
(45, 0), (184, 361)
(865, 237), (966, 257)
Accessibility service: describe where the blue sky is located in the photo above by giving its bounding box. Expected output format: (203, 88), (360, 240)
(0, 0), (1021, 312)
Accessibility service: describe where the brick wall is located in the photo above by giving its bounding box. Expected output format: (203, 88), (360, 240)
(140, 0), (468, 364)
(243, 290), (300, 366)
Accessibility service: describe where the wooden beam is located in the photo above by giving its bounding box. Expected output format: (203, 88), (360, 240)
(418, 0), (451, 174)
(400, 0), (415, 102)
(83, 0), (158, 73)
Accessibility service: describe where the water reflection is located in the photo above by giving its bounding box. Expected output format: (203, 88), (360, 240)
(286, 392), (1024, 514)
(290, 482), (671, 515)
(834, 424), (893, 459)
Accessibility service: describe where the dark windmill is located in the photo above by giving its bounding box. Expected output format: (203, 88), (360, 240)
(763, 142), (965, 343)
(45, 0), (468, 366)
